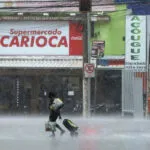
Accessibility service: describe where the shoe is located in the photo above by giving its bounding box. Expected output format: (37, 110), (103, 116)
(60, 130), (65, 136)
(50, 134), (55, 137)
(50, 131), (55, 137)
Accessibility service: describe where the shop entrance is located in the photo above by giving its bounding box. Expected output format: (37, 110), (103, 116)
(91, 70), (122, 114)
(0, 69), (82, 114)
(0, 69), (122, 115)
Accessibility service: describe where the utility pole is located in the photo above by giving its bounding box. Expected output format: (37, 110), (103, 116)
(79, 0), (91, 118)
(93, 56), (98, 114)
(82, 13), (91, 117)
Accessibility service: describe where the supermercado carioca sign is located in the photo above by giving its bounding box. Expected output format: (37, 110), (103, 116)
(0, 21), (83, 56)
(125, 15), (146, 71)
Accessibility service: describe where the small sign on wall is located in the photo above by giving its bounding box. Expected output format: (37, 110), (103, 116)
(68, 91), (74, 96)
(84, 63), (95, 78)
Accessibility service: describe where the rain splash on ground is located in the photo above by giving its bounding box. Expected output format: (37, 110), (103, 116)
(0, 115), (150, 150)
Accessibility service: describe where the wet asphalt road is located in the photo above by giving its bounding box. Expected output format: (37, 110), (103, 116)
(0, 115), (150, 150)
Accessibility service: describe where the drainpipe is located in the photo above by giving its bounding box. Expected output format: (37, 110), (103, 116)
(146, 16), (150, 118)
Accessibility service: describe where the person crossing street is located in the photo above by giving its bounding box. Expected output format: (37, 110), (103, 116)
(48, 92), (65, 137)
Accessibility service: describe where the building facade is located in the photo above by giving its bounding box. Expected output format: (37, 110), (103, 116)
(2, 1), (149, 116)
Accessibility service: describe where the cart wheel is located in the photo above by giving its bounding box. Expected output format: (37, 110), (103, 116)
(70, 131), (78, 137)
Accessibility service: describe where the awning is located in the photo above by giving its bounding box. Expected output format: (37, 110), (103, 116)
(0, 56), (125, 69)
(0, 56), (83, 68)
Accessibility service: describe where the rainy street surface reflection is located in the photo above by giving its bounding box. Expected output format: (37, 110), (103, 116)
(0, 115), (150, 150)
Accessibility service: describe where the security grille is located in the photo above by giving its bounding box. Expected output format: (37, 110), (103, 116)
(122, 70), (146, 117)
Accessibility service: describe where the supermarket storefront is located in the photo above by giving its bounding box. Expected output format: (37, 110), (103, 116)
(0, 15), (123, 115)
(0, 19), (84, 114)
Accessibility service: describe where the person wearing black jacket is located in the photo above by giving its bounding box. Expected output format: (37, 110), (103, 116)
(48, 92), (65, 137)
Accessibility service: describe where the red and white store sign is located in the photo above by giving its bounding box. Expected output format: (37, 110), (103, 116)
(0, 21), (83, 56)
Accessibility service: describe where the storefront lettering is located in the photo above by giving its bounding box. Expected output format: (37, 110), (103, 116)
(0, 36), (68, 47)
(10, 28), (62, 36)
(130, 16), (141, 60)
(131, 35), (140, 40)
